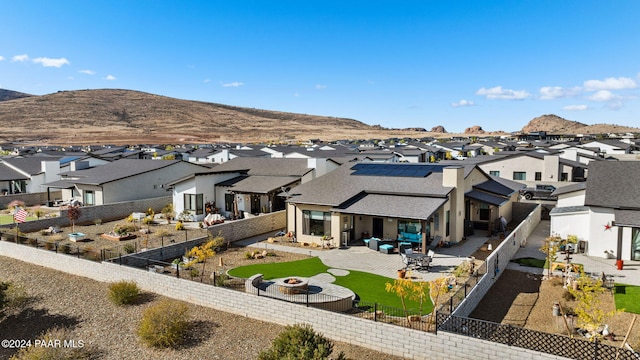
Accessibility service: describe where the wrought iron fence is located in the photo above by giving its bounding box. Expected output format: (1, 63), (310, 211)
(436, 313), (639, 360)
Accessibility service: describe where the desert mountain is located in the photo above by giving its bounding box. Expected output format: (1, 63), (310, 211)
(0, 89), (33, 102)
(521, 114), (639, 135)
(0, 89), (423, 145)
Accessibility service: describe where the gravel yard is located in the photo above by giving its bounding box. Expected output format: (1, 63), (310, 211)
(0, 256), (404, 360)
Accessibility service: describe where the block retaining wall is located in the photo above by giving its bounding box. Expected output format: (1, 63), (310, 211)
(452, 204), (542, 317)
(0, 196), (172, 233)
(0, 222), (567, 360)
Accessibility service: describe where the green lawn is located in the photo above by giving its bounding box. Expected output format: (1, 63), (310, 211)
(228, 257), (432, 311)
(0, 214), (37, 225)
(614, 284), (640, 314)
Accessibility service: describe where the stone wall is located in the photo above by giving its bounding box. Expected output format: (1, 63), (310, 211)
(0, 196), (171, 233)
(452, 204), (542, 317)
(0, 191), (62, 208)
(0, 227), (567, 360)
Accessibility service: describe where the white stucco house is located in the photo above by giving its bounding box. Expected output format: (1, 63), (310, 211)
(550, 161), (640, 261)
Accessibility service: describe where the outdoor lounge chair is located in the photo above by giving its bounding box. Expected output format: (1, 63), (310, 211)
(427, 235), (442, 250)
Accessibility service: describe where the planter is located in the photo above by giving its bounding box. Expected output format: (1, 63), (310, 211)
(68, 232), (86, 242)
(397, 269), (406, 279)
(100, 233), (137, 241)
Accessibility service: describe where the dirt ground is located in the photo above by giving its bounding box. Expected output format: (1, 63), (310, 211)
(471, 269), (640, 350)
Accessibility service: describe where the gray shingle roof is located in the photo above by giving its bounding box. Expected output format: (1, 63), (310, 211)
(549, 206), (590, 215)
(552, 182), (586, 196)
(216, 175), (300, 194)
(615, 209), (640, 227)
(465, 190), (508, 206)
(59, 159), (183, 185)
(209, 158), (313, 177)
(287, 163), (452, 207)
(333, 194), (446, 220)
(2, 157), (62, 176)
(584, 161), (640, 209)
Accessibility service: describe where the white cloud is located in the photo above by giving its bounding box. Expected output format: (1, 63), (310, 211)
(105, 75), (116, 81)
(538, 86), (581, 100)
(587, 90), (620, 102)
(450, 99), (475, 107)
(222, 81), (244, 87)
(607, 101), (624, 110)
(203, 79), (211, 83)
(293, 92), (300, 97)
(475, 86), (530, 100)
(12, 54), (29, 62)
(79, 69), (95, 75)
(583, 77), (637, 91)
(315, 84), (327, 90)
(0, 56), (4, 61)
(32, 57), (70, 68)
(562, 105), (588, 111)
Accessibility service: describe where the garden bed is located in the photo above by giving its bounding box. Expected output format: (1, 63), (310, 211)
(100, 233), (137, 241)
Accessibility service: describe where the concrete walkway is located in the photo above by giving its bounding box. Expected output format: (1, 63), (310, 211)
(239, 221), (640, 286)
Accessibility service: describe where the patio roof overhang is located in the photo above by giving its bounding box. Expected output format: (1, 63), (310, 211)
(614, 209), (640, 228)
(465, 190), (508, 206)
(42, 180), (76, 189)
(332, 193), (446, 220)
(218, 175), (299, 194)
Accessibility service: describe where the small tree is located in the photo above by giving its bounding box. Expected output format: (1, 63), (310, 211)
(258, 323), (345, 360)
(568, 271), (619, 340)
(427, 277), (450, 332)
(540, 235), (561, 279)
(67, 205), (81, 233)
(161, 203), (174, 224)
(385, 276), (415, 322)
(185, 234), (224, 282)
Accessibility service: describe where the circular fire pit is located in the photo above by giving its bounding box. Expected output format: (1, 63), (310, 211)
(276, 277), (309, 294)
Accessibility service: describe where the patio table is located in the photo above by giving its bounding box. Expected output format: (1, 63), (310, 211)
(406, 253), (431, 270)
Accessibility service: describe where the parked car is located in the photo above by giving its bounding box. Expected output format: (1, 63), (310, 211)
(519, 184), (557, 200)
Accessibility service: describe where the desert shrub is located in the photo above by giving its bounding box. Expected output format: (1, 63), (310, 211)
(142, 216), (154, 225)
(258, 323), (345, 360)
(189, 268), (199, 279)
(108, 280), (140, 306)
(244, 251), (254, 259)
(215, 272), (229, 287)
(83, 247), (101, 261)
(60, 244), (72, 254)
(156, 229), (170, 238)
(113, 223), (138, 235)
(138, 300), (190, 348)
(27, 238), (38, 247)
(0, 281), (28, 312)
(43, 241), (55, 251)
(94, 218), (102, 225)
(563, 289), (575, 301)
(9, 327), (90, 360)
(123, 243), (136, 254)
(175, 221), (184, 231)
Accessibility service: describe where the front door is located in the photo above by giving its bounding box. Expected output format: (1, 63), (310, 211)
(372, 217), (384, 238)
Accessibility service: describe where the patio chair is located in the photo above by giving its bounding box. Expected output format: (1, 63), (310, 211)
(400, 253), (416, 269)
(427, 235), (442, 250)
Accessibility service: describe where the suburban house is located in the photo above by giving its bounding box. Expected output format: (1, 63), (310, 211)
(471, 152), (587, 183)
(581, 139), (637, 155)
(44, 159), (208, 206)
(166, 157), (340, 222)
(0, 157), (63, 195)
(284, 162), (523, 251)
(549, 161), (640, 261)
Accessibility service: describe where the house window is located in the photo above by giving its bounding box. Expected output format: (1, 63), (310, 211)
(445, 210), (450, 237)
(397, 220), (422, 235)
(513, 172), (526, 181)
(83, 190), (95, 206)
(535, 172), (542, 181)
(479, 203), (490, 221)
(489, 171), (500, 177)
(302, 210), (331, 236)
(433, 212), (440, 231)
(184, 193), (204, 215)
(224, 193), (234, 214)
(560, 173), (568, 181)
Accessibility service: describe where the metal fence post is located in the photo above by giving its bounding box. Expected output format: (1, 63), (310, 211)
(374, 303), (378, 322)
(306, 289), (309, 307)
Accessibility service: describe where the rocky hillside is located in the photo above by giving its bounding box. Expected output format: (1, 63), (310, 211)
(521, 114), (639, 134)
(0, 89), (32, 102)
(0, 89), (419, 144)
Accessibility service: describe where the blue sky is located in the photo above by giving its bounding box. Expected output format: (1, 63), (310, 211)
(2, 1), (639, 133)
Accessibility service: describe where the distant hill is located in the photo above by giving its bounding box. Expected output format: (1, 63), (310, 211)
(521, 114), (639, 134)
(0, 89), (33, 102)
(0, 89), (426, 144)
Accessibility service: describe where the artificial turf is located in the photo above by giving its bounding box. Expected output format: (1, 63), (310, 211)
(613, 284), (640, 314)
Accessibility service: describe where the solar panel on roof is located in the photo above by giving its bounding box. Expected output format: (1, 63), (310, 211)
(350, 163), (444, 177)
